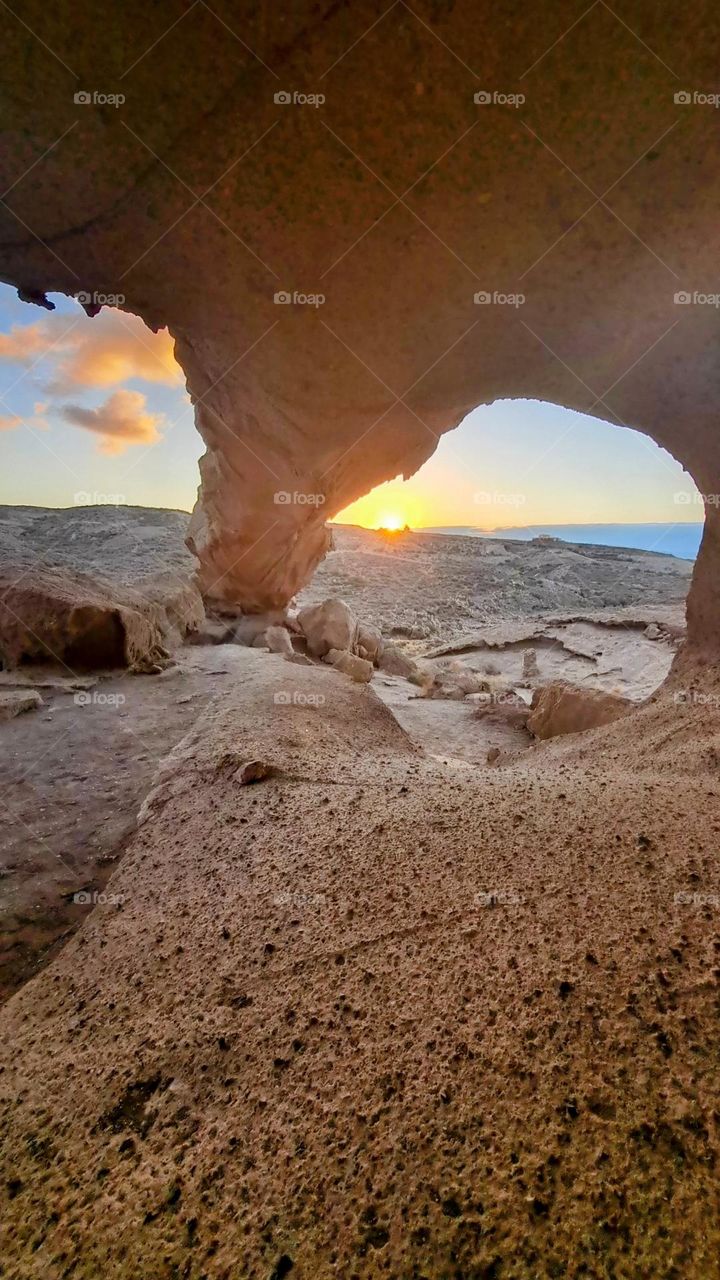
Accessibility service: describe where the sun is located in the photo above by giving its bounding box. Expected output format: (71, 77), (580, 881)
(377, 512), (404, 532)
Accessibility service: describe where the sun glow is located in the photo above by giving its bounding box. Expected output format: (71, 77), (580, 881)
(377, 512), (404, 531)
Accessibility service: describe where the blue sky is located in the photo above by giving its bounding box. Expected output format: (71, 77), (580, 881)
(0, 284), (700, 525)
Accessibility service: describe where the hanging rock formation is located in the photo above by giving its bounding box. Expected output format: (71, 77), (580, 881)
(0, 0), (717, 655)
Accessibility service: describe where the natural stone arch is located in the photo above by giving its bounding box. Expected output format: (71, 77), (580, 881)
(1, 0), (718, 656)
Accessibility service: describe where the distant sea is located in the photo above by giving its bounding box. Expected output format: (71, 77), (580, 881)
(425, 523), (703, 561)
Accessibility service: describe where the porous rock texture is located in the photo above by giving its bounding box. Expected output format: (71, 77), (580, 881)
(0, 1), (719, 654)
(1, 655), (720, 1276)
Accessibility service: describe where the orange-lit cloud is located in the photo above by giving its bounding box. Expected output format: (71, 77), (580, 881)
(60, 389), (164, 455)
(53, 312), (181, 391)
(0, 311), (181, 391)
(0, 413), (23, 430)
(0, 323), (50, 361)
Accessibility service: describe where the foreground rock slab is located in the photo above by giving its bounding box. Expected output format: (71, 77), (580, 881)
(1, 657), (719, 1275)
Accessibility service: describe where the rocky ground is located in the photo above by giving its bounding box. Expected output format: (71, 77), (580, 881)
(302, 523), (692, 645)
(0, 506), (692, 1003)
(2, 506), (716, 1276)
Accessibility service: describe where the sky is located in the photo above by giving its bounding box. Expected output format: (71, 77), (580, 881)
(0, 285), (701, 527)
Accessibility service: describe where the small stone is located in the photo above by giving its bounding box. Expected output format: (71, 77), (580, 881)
(234, 760), (276, 785)
(644, 623), (661, 640)
(487, 747), (500, 764)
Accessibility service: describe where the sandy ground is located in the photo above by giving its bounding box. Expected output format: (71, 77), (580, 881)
(1, 653), (719, 1277)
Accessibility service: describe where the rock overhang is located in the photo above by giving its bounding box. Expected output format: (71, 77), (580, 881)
(0, 0), (718, 650)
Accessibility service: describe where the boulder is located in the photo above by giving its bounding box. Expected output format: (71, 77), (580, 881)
(233, 612), (288, 647)
(297, 599), (357, 658)
(378, 645), (418, 679)
(421, 663), (486, 700)
(527, 681), (632, 740)
(356, 622), (384, 665)
(0, 690), (43, 721)
(324, 648), (373, 684)
(265, 625), (294, 658)
(0, 563), (202, 672)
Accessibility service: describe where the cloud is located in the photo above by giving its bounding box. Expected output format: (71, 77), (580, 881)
(53, 312), (181, 392)
(60, 389), (164, 455)
(0, 310), (181, 392)
(0, 413), (22, 431)
(0, 323), (50, 362)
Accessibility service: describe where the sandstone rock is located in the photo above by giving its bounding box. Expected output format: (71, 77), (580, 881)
(233, 612), (287, 647)
(265, 626), (294, 658)
(378, 646), (418, 679)
(356, 622), (384, 665)
(324, 648), (373, 683)
(421, 663), (486, 700)
(0, 14), (716, 666)
(0, 690), (43, 721)
(644, 624), (661, 640)
(297, 600), (357, 658)
(0, 564), (202, 672)
(522, 648), (539, 678)
(527, 682), (632, 741)
(233, 760), (277, 785)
